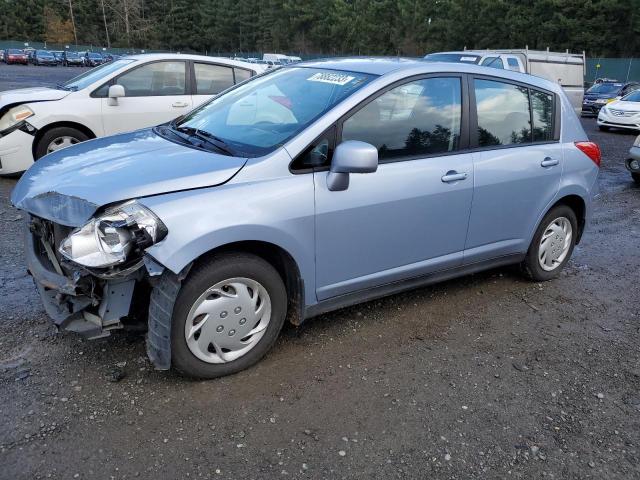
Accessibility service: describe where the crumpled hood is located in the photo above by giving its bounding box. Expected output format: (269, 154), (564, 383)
(11, 129), (247, 226)
(0, 87), (70, 109)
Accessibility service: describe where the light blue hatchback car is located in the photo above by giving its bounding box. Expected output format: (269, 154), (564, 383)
(12, 58), (600, 378)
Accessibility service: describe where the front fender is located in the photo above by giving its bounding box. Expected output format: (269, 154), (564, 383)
(141, 174), (316, 306)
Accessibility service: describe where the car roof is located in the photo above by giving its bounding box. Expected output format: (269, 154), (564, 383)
(292, 57), (562, 92)
(125, 53), (264, 70)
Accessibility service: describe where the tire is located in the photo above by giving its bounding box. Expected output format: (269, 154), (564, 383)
(633, 172), (640, 185)
(598, 125), (610, 132)
(521, 205), (578, 282)
(34, 126), (89, 159)
(162, 253), (288, 379)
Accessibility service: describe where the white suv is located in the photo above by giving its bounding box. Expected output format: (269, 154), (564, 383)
(0, 54), (265, 175)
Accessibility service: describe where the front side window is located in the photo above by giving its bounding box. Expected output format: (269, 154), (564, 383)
(622, 90), (640, 102)
(62, 59), (135, 91)
(174, 67), (373, 157)
(194, 63), (234, 95)
(475, 79), (531, 146)
(341, 77), (462, 160)
(481, 57), (504, 69)
(117, 61), (186, 97)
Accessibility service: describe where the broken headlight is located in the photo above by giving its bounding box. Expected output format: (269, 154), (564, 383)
(59, 201), (167, 268)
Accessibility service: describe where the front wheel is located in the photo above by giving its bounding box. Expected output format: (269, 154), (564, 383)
(35, 126), (89, 159)
(165, 253), (288, 379)
(521, 205), (578, 282)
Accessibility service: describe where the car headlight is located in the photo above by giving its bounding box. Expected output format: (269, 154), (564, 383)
(634, 136), (640, 147)
(0, 105), (34, 133)
(59, 201), (167, 268)
(595, 98), (608, 104)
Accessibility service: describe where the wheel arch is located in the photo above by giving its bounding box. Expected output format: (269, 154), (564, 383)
(32, 121), (97, 159)
(185, 240), (305, 326)
(546, 194), (587, 244)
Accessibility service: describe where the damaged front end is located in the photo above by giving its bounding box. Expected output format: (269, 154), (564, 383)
(25, 212), (165, 339)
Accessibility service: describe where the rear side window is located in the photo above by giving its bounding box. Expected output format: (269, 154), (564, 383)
(234, 68), (252, 83)
(194, 63), (234, 95)
(507, 57), (520, 70)
(531, 90), (554, 142)
(341, 77), (462, 160)
(474, 79), (531, 146)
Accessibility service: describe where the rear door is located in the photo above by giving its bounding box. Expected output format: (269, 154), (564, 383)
(101, 60), (193, 135)
(464, 76), (562, 263)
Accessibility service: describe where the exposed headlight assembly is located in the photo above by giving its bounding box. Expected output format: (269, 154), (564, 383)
(0, 105), (34, 134)
(634, 135), (640, 147)
(59, 201), (167, 268)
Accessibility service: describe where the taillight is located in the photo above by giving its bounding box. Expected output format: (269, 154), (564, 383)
(575, 141), (601, 167)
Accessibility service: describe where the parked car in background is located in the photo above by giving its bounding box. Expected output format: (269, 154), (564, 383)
(424, 48), (586, 113)
(32, 50), (58, 66)
(83, 51), (105, 67)
(263, 53), (297, 65)
(51, 51), (64, 65)
(5, 49), (28, 65)
(0, 54), (265, 174)
(10, 58), (599, 378)
(62, 51), (84, 67)
(103, 53), (121, 62)
(0, 50), (5, 62)
(597, 89), (640, 131)
(583, 81), (640, 116)
(626, 136), (640, 184)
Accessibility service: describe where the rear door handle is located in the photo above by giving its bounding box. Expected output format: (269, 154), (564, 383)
(441, 171), (468, 183)
(541, 157), (559, 167)
(172, 102), (189, 108)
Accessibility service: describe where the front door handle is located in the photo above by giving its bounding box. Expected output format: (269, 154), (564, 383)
(541, 157), (559, 167)
(441, 171), (468, 183)
(172, 102), (189, 108)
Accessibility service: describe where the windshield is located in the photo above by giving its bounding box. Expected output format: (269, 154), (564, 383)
(424, 53), (481, 64)
(8, 49), (22, 54)
(61, 59), (135, 91)
(66, 52), (79, 58)
(587, 83), (622, 94)
(38, 51), (54, 57)
(622, 90), (640, 102)
(89, 53), (102, 59)
(171, 67), (374, 157)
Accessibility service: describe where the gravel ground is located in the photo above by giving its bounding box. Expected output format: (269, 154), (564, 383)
(0, 66), (639, 479)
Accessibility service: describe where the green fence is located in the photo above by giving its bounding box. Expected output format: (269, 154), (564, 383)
(585, 58), (638, 83)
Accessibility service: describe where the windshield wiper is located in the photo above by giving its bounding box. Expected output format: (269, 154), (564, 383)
(174, 126), (234, 156)
(55, 84), (77, 91)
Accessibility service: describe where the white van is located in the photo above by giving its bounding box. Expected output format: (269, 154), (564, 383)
(425, 48), (585, 112)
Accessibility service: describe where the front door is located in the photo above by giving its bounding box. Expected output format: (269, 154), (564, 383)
(313, 76), (475, 300)
(101, 60), (192, 136)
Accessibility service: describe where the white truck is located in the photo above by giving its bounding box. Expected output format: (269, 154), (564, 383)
(424, 48), (585, 112)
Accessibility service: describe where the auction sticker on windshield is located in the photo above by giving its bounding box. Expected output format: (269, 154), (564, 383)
(307, 72), (355, 85)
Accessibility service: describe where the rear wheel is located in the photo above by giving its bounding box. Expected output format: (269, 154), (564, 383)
(168, 253), (287, 379)
(35, 126), (89, 159)
(521, 205), (578, 282)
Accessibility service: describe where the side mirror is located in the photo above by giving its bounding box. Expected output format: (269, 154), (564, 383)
(327, 140), (378, 191)
(107, 85), (125, 106)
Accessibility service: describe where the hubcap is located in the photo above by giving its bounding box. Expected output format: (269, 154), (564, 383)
(184, 277), (271, 364)
(47, 136), (79, 153)
(538, 217), (572, 272)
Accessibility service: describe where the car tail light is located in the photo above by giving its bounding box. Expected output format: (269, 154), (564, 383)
(575, 141), (601, 167)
